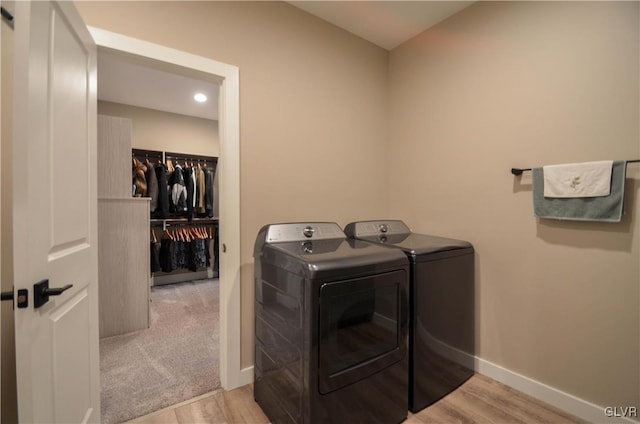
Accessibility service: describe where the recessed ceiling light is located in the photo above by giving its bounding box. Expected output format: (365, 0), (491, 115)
(194, 93), (207, 103)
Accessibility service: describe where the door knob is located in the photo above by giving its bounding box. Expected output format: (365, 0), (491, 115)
(33, 279), (73, 308)
(1, 291), (13, 301)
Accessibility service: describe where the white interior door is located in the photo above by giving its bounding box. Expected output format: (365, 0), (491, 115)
(12, 1), (100, 422)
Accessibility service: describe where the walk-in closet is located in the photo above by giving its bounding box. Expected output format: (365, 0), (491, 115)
(96, 50), (221, 424)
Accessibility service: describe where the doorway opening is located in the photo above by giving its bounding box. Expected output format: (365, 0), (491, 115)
(89, 27), (241, 422)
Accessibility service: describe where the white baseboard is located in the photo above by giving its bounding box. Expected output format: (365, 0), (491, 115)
(239, 358), (638, 423)
(239, 365), (254, 387)
(475, 357), (639, 423)
(152, 270), (214, 286)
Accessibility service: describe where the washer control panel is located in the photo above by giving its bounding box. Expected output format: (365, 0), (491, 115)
(265, 222), (346, 243)
(345, 220), (411, 237)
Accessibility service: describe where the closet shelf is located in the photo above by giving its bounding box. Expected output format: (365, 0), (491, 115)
(132, 148), (218, 166)
(150, 217), (219, 226)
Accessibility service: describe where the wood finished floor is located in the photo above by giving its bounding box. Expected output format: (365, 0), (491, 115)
(127, 374), (583, 424)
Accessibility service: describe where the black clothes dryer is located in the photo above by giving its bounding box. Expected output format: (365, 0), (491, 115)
(254, 222), (409, 424)
(344, 220), (475, 413)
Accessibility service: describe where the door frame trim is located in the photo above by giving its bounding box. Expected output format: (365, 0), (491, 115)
(88, 27), (243, 389)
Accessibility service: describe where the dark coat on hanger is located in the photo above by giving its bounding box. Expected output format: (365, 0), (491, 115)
(205, 167), (215, 218)
(169, 165), (188, 214)
(185, 166), (195, 221)
(153, 163), (169, 219)
(145, 162), (159, 212)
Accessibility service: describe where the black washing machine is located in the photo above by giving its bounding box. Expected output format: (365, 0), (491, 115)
(344, 220), (475, 413)
(254, 222), (409, 423)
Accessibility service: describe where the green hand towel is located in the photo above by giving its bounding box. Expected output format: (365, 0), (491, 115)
(532, 160), (626, 222)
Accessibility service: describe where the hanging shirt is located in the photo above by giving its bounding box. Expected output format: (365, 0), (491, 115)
(185, 166), (195, 221)
(153, 163), (169, 219)
(196, 165), (206, 214)
(169, 164), (188, 214)
(145, 162), (158, 213)
(150, 241), (161, 273)
(205, 167), (214, 218)
(212, 164), (219, 218)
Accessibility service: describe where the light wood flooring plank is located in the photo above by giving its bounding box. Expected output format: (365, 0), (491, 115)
(174, 394), (228, 424)
(452, 388), (531, 423)
(130, 374), (584, 424)
(127, 408), (179, 424)
(409, 402), (470, 424)
(411, 374), (583, 424)
(213, 384), (270, 424)
(465, 374), (584, 423)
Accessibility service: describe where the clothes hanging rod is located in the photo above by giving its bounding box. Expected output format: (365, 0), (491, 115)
(511, 159), (640, 176)
(150, 218), (219, 226)
(165, 151), (217, 164)
(131, 149), (217, 165)
(132, 148), (163, 159)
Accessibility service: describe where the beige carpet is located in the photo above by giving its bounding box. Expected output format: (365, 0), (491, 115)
(100, 279), (221, 424)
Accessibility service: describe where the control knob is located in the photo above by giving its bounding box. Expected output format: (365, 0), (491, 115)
(303, 226), (315, 238)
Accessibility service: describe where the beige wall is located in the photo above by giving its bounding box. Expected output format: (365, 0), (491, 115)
(389, 1), (639, 409)
(1, 4), (18, 421)
(76, 1), (390, 369)
(77, 0), (639, 411)
(98, 101), (219, 156)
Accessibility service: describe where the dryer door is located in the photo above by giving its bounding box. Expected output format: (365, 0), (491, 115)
(318, 269), (408, 394)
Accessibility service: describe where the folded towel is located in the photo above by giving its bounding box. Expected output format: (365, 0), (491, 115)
(533, 160), (626, 222)
(543, 160), (613, 198)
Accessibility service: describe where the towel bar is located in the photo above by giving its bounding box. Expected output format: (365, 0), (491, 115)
(511, 159), (640, 176)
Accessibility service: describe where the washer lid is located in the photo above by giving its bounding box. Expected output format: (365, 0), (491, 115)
(371, 233), (472, 256)
(261, 238), (409, 279)
(345, 220), (472, 256)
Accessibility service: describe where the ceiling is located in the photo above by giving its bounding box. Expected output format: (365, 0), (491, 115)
(97, 50), (220, 121)
(288, 1), (474, 51)
(97, 1), (473, 120)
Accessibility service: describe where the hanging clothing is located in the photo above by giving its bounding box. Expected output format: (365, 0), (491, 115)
(169, 164), (187, 214)
(150, 241), (161, 273)
(158, 237), (175, 273)
(191, 168), (197, 209)
(174, 239), (187, 269)
(196, 165), (206, 215)
(213, 224), (219, 273)
(205, 167), (215, 218)
(166, 165), (174, 212)
(145, 162), (159, 213)
(153, 163), (169, 219)
(132, 158), (147, 197)
(153, 229), (212, 274)
(185, 166), (195, 221)
(213, 164), (219, 218)
(188, 237), (208, 271)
